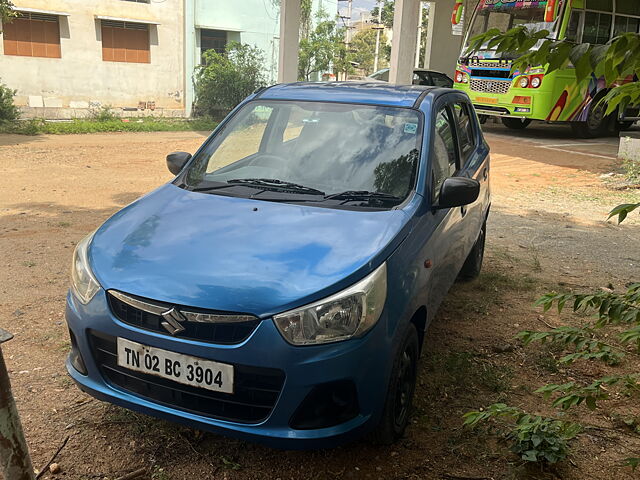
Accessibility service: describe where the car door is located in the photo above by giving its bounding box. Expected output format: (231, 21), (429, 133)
(451, 99), (490, 257)
(419, 100), (466, 318)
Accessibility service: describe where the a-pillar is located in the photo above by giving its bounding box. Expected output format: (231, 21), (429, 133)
(389, 0), (421, 84)
(278, 0), (301, 83)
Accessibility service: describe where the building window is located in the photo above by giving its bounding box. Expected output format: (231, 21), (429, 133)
(2, 12), (61, 58)
(101, 20), (150, 63)
(201, 29), (226, 63)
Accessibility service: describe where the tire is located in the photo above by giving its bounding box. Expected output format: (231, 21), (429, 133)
(372, 324), (419, 445)
(501, 117), (532, 129)
(616, 120), (635, 132)
(458, 220), (486, 281)
(571, 94), (615, 138)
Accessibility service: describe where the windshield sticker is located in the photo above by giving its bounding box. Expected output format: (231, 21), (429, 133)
(480, 0), (547, 9)
(404, 123), (418, 134)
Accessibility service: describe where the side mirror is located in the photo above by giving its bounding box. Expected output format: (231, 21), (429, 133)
(166, 151), (192, 175)
(436, 177), (480, 209)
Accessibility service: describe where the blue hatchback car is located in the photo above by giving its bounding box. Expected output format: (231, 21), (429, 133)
(66, 82), (490, 448)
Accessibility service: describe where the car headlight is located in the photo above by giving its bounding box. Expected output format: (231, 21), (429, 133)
(71, 232), (101, 304)
(273, 263), (387, 346)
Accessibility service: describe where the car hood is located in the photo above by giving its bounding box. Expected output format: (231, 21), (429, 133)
(90, 184), (411, 316)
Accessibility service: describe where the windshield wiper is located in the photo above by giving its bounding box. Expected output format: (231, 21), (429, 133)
(226, 178), (325, 196)
(324, 190), (402, 203)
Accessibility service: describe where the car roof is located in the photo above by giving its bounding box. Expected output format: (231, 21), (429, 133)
(257, 82), (440, 108)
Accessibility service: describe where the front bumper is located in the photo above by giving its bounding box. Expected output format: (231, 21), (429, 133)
(65, 290), (393, 449)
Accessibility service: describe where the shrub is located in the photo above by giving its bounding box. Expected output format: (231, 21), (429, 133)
(89, 105), (117, 122)
(194, 42), (267, 118)
(0, 80), (19, 122)
(464, 404), (582, 464)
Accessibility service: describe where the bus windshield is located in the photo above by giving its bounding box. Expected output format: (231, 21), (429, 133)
(464, 1), (561, 53)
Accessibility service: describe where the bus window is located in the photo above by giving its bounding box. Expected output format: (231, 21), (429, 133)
(566, 11), (582, 42)
(586, 0), (613, 10)
(583, 12), (612, 44)
(617, 0), (640, 16)
(615, 15), (640, 35)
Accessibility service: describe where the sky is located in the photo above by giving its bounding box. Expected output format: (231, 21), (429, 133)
(338, 0), (378, 21)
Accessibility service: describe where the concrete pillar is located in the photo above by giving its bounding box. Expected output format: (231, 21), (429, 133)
(278, 0), (301, 83)
(389, 0), (421, 84)
(423, 0), (466, 76)
(184, 0), (196, 117)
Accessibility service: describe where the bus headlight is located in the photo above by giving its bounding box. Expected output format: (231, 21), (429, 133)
(455, 72), (464, 83)
(530, 76), (542, 88)
(518, 76), (530, 88)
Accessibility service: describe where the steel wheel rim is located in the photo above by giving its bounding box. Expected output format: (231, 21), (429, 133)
(393, 348), (415, 429)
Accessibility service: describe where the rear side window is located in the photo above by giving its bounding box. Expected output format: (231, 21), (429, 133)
(432, 108), (458, 200)
(453, 103), (476, 165)
(430, 73), (452, 88)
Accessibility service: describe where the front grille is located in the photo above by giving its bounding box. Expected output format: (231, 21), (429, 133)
(107, 291), (259, 345)
(470, 79), (511, 95)
(90, 331), (285, 423)
(471, 69), (511, 79)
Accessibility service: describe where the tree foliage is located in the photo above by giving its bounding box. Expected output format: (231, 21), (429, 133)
(350, 29), (389, 76)
(194, 42), (266, 117)
(467, 26), (640, 114)
(370, 1), (395, 29)
(465, 203), (640, 468)
(0, 0), (16, 29)
(298, 12), (346, 81)
(0, 79), (18, 123)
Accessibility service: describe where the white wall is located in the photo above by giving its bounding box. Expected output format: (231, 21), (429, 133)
(1, 0), (184, 117)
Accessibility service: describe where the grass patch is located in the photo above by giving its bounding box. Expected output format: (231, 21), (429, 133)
(425, 352), (513, 396)
(0, 117), (218, 135)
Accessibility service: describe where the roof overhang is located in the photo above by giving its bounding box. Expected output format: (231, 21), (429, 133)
(13, 6), (70, 16)
(196, 25), (243, 32)
(95, 15), (160, 25)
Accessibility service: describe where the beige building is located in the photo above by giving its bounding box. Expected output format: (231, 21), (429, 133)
(0, 0), (185, 117)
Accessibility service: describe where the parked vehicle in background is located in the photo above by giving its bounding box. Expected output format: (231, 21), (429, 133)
(368, 68), (454, 88)
(65, 82), (490, 448)
(454, 0), (639, 137)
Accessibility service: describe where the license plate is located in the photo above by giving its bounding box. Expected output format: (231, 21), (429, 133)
(117, 338), (234, 394)
(475, 96), (499, 104)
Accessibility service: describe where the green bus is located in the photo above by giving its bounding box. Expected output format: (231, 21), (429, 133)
(453, 0), (639, 137)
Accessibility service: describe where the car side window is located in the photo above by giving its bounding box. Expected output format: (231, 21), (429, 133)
(430, 73), (452, 88)
(432, 107), (458, 201)
(452, 103), (476, 165)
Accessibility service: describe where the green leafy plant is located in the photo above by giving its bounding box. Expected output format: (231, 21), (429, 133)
(89, 105), (117, 122)
(467, 27), (640, 115)
(0, 0), (16, 30)
(465, 203), (639, 469)
(0, 79), (18, 123)
(194, 42), (266, 118)
(463, 404), (582, 464)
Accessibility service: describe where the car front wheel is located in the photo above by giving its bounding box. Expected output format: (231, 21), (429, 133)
(372, 323), (419, 444)
(458, 220), (486, 281)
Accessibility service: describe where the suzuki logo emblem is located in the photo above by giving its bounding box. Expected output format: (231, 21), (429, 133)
(160, 307), (187, 335)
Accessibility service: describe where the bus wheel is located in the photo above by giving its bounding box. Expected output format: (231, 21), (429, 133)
(501, 117), (531, 129)
(616, 120), (635, 132)
(571, 95), (614, 138)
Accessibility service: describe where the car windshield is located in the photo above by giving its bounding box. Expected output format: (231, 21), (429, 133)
(464, 1), (560, 54)
(182, 100), (422, 207)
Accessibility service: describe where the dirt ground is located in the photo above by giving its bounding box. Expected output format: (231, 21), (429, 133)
(1, 124), (639, 480)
